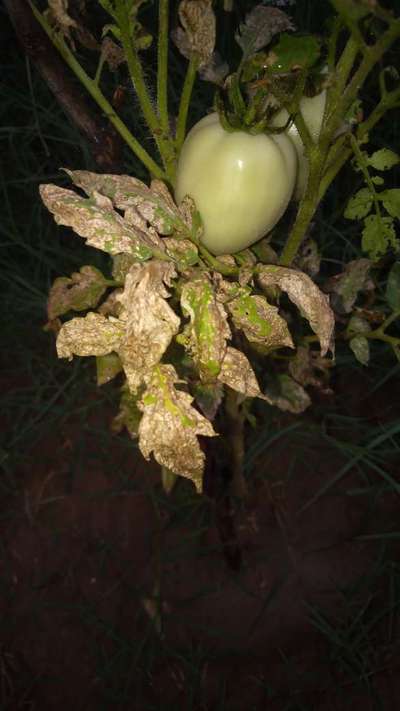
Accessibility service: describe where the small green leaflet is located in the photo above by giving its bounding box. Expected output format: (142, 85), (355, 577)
(344, 188), (373, 220)
(267, 33), (320, 74)
(362, 214), (398, 261)
(227, 293), (294, 351)
(366, 149), (400, 171)
(96, 352), (122, 386)
(381, 189), (400, 220)
(349, 336), (370, 366)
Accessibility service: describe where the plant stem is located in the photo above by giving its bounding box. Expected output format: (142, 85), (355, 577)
(176, 56), (199, 152)
(115, 0), (176, 182)
(157, 0), (170, 136)
(350, 133), (382, 217)
(225, 388), (247, 499)
(30, 2), (166, 179)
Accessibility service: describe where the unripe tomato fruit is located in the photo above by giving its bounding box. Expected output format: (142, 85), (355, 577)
(175, 113), (297, 256)
(271, 90), (327, 200)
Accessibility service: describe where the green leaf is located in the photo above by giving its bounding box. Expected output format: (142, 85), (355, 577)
(367, 149), (400, 171)
(47, 265), (108, 321)
(344, 187), (373, 220)
(347, 314), (371, 335)
(386, 262), (400, 311)
(349, 336), (370, 366)
(361, 214), (398, 261)
(161, 467), (178, 495)
(112, 382), (142, 438)
(381, 189), (400, 220)
(267, 33), (321, 74)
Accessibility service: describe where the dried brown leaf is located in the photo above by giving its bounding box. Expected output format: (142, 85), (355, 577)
(218, 347), (264, 399)
(265, 374), (311, 414)
(258, 266), (335, 356)
(324, 258), (372, 314)
(47, 265), (108, 320)
(173, 0), (216, 66)
(56, 312), (124, 359)
(138, 364), (216, 493)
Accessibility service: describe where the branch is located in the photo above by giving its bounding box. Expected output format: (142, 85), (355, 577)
(176, 56), (199, 152)
(5, 0), (123, 172)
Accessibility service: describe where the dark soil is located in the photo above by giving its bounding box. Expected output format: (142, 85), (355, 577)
(2, 361), (400, 710)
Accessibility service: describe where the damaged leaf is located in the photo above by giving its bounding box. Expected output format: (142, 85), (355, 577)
(258, 265), (335, 356)
(117, 262), (180, 392)
(40, 184), (155, 260)
(228, 293), (293, 351)
(199, 51), (229, 85)
(96, 352), (122, 386)
(112, 382), (143, 437)
(265, 374), (311, 414)
(47, 265), (109, 321)
(324, 258), (372, 314)
(289, 346), (332, 393)
(349, 336), (370, 366)
(56, 312), (124, 359)
(236, 5), (295, 60)
(192, 380), (224, 420)
(218, 347), (264, 399)
(172, 0), (216, 67)
(180, 273), (231, 382)
(138, 364), (216, 493)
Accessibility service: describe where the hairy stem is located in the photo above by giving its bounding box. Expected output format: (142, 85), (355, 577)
(157, 0), (170, 136)
(30, 2), (165, 179)
(176, 56), (199, 152)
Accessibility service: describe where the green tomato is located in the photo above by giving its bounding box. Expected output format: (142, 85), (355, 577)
(271, 90), (327, 200)
(175, 113), (297, 256)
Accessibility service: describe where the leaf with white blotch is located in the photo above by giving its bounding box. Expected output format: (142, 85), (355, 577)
(295, 240), (320, 278)
(367, 148), (400, 171)
(180, 273), (231, 382)
(112, 382), (142, 438)
(178, 195), (203, 243)
(199, 51), (229, 86)
(265, 374), (311, 414)
(163, 238), (198, 268)
(381, 189), (400, 220)
(236, 5), (295, 60)
(324, 258), (372, 314)
(257, 266), (335, 356)
(344, 187), (373, 220)
(63, 169), (182, 237)
(347, 314), (371, 335)
(96, 352), (122, 386)
(228, 293), (294, 351)
(46, 0), (77, 45)
(56, 312), (124, 360)
(218, 347), (264, 399)
(362, 214), (398, 261)
(39, 184), (155, 260)
(349, 336), (370, 366)
(116, 261), (180, 392)
(289, 346), (332, 393)
(386, 262), (400, 311)
(138, 364), (216, 493)
(47, 265), (108, 321)
(172, 0), (216, 67)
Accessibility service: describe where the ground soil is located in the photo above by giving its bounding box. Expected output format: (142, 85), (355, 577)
(1, 361), (400, 710)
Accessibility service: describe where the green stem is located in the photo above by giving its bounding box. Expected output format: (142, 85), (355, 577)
(157, 0), (170, 136)
(176, 56), (199, 152)
(30, 2), (165, 179)
(225, 388), (247, 499)
(115, 0), (176, 181)
(350, 133), (382, 217)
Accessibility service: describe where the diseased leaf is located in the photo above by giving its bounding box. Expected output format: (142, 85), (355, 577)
(347, 314), (371, 335)
(172, 0), (216, 67)
(47, 265), (108, 320)
(324, 258), (372, 314)
(40, 184), (155, 260)
(161, 466), (179, 495)
(362, 214), (398, 261)
(180, 273), (231, 382)
(218, 347), (264, 399)
(265, 374), (311, 414)
(46, 0), (77, 45)
(381, 189), (400, 219)
(63, 170), (182, 237)
(235, 6), (295, 60)
(116, 262), (180, 392)
(138, 364), (216, 493)
(56, 312), (124, 359)
(257, 266), (335, 356)
(96, 352), (122, 386)
(386, 262), (400, 311)
(344, 187), (373, 220)
(192, 380), (224, 420)
(163, 238), (198, 268)
(101, 36), (126, 71)
(228, 293), (294, 351)
(199, 51), (229, 85)
(289, 346), (332, 393)
(367, 148), (400, 171)
(349, 336), (370, 366)
(295, 239), (320, 278)
(112, 382), (142, 437)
